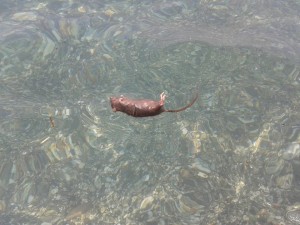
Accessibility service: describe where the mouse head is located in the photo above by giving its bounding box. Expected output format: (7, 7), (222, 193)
(110, 96), (125, 112)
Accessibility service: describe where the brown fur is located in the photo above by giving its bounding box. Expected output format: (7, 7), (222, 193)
(110, 92), (198, 117)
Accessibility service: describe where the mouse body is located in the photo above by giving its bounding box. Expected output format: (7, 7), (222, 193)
(110, 92), (198, 117)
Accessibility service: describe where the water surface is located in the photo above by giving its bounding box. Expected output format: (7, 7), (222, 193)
(1, 0), (300, 224)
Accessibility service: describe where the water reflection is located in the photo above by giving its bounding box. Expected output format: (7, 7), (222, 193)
(0, 0), (300, 224)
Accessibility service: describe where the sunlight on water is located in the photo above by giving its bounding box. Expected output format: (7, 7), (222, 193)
(1, 0), (300, 224)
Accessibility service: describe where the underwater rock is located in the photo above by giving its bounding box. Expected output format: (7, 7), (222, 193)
(11, 12), (38, 21)
(140, 196), (154, 210)
(279, 143), (300, 160)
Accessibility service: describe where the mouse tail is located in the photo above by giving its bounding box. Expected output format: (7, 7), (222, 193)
(165, 92), (198, 113)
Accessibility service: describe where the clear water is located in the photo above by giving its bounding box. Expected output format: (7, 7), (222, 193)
(1, 1), (300, 224)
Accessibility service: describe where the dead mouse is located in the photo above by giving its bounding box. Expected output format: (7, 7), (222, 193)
(110, 92), (198, 117)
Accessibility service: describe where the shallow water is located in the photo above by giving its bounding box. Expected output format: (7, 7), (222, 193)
(1, 0), (300, 224)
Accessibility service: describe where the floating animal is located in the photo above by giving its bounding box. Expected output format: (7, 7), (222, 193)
(110, 92), (198, 117)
